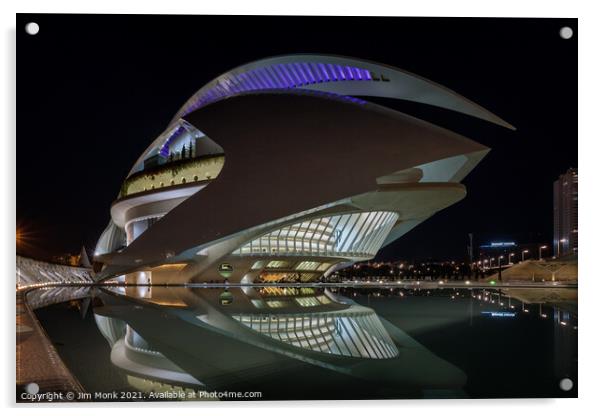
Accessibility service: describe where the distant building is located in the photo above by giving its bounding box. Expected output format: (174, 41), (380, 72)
(553, 168), (578, 257)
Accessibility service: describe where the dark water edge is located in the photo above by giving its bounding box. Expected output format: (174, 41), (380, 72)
(34, 302), (429, 401)
(346, 292), (577, 398)
(33, 287), (577, 401)
(34, 302), (134, 396)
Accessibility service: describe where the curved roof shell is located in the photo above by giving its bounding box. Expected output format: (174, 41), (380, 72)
(127, 54), (513, 178)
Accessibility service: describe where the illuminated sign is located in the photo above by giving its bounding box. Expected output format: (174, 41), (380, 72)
(219, 290), (233, 305)
(218, 263), (233, 278)
(481, 311), (516, 318)
(480, 242), (517, 248)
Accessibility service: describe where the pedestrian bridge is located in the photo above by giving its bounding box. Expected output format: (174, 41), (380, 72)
(16, 255), (94, 289)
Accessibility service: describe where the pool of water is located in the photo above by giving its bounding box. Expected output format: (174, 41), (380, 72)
(32, 285), (577, 400)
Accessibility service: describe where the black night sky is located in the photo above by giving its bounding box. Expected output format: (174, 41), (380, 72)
(16, 14), (577, 262)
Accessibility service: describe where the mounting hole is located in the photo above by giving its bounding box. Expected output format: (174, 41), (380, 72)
(559, 26), (573, 40)
(559, 378), (574, 391)
(25, 22), (40, 35)
(25, 382), (39, 394)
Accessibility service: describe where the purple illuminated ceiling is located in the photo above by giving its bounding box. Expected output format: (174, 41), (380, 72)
(179, 62), (372, 119)
(155, 63), (372, 158)
(159, 124), (187, 157)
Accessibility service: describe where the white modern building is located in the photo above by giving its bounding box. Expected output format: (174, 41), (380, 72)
(94, 54), (512, 284)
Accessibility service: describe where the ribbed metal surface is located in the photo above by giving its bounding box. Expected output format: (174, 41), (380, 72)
(178, 62), (372, 120)
(16, 256), (93, 287)
(234, 211), (398, 259)
(234, 309), (398, 359)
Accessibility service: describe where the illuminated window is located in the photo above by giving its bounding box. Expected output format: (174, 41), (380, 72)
(317, 295), (331, 304)
(295, 261), (321, 271)
(266, 260), (290, 269)
(233, 308), (399, 359)
(251, 261), (265, 270)
(299, 273), (317, 282)
(234, 211), (398, 258)
(266, 300), (287, 308)
(295, 297), (321, 307)
(259, 272), (299, 283)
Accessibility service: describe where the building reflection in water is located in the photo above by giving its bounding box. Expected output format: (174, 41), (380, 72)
(91, 285), (468, 397)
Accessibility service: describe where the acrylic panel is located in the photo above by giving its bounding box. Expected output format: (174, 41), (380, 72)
(16, 14), (577, 402)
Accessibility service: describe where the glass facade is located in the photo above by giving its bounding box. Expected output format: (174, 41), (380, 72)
(258, 272), (317, 283)
(233, 307), (398, 359)
(251, 261), (265, 270)
(234, 211), (398, 259)
(265, 260), (290, 269)
(295, 261), (321, 271)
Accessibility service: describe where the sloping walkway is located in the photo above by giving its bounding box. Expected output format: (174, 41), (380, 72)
(16, 290), (85, 401)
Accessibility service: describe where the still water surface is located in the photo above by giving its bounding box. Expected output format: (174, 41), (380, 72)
(33, 285), (577, 400)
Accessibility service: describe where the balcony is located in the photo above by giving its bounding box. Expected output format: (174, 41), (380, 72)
(118, 154), (225, 200)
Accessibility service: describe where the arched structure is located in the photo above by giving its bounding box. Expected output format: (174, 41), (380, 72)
(94, 54), (512, 284)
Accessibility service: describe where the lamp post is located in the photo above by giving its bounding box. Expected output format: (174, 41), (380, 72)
(508, 253), (515, 264)
(539, 245), (548, 260)
(490, 257), (495, 268)
(495, 256), (504, 281)
(556, 238), (567, 258)
(522, 249), (529, 262)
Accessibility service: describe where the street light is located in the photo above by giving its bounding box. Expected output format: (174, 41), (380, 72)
(508, 253), (515, 264)
(498, 255), (504, 267)
(539, 245), (548, 260)
(522, 249), (529, 262)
